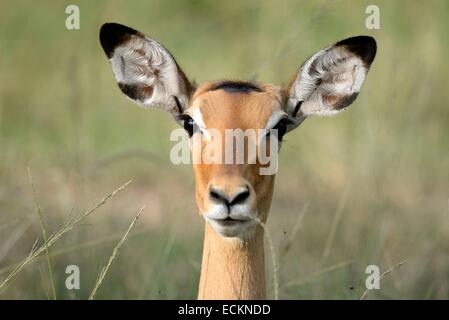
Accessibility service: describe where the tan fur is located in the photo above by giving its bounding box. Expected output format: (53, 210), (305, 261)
(190, 82), (280, 299)
(198, 224), (266, 299)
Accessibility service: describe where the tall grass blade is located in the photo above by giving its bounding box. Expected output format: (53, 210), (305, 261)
(89, 206), (145, 300)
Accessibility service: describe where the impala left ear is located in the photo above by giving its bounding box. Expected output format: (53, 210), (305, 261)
(285, 36), (376, 122)
(99, 23), (194, 115)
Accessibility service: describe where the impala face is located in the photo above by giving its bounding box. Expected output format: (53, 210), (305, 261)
(188, 83), (284, 237)
(99, 23), (376, 239)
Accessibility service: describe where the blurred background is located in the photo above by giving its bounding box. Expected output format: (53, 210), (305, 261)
(0, 0), (448, 299)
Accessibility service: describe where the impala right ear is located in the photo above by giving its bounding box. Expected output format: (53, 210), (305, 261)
(99, 23), (193, 115)
(286, 36), (376, 123)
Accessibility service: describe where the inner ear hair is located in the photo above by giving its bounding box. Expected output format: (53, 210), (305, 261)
(287, 35), (377, 118)
(99, 22), (194, 114)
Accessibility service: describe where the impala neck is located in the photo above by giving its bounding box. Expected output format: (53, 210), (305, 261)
(198, 223), (266, 300)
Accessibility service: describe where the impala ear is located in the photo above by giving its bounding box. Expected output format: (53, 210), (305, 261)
(99, 23), (193, 115)
(286, 36), (376, 122)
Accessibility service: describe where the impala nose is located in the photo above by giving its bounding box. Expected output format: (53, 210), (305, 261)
(209, 185), (250, 208)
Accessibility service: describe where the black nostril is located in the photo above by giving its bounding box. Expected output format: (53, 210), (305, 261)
(210, 189), (222, 201)
(209, 186), (250, 207)
(209, 188), (230, 206)
(209, 187), (250, 207)
(230, 188), (250, 206)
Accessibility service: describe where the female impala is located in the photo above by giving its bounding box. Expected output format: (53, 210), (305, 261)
(99, 23), (376, 300)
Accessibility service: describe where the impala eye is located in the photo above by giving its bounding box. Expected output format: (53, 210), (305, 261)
(183, 116), (195, 137)
(269, 117), (292, 141)
(179, 114), (196, 137)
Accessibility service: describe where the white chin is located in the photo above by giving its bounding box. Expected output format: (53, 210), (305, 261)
(206, 218), (256, 238)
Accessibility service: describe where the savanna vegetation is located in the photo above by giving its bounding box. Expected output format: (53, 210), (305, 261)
(0, 0), (448, 299)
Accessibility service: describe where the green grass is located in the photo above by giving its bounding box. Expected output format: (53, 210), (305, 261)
(1, 0), (449, 299)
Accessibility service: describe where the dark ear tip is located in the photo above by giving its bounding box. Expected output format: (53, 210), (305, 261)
(337, 35), (377, 65)
(99, 23), (139, 58)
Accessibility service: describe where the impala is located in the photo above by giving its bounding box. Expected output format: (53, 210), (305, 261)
(99, 22), (376, 300)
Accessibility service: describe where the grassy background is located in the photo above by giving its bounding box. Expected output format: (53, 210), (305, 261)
(1, 0), (448, 299)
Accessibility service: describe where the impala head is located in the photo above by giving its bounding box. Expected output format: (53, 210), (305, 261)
(99, 23), (376, 239)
